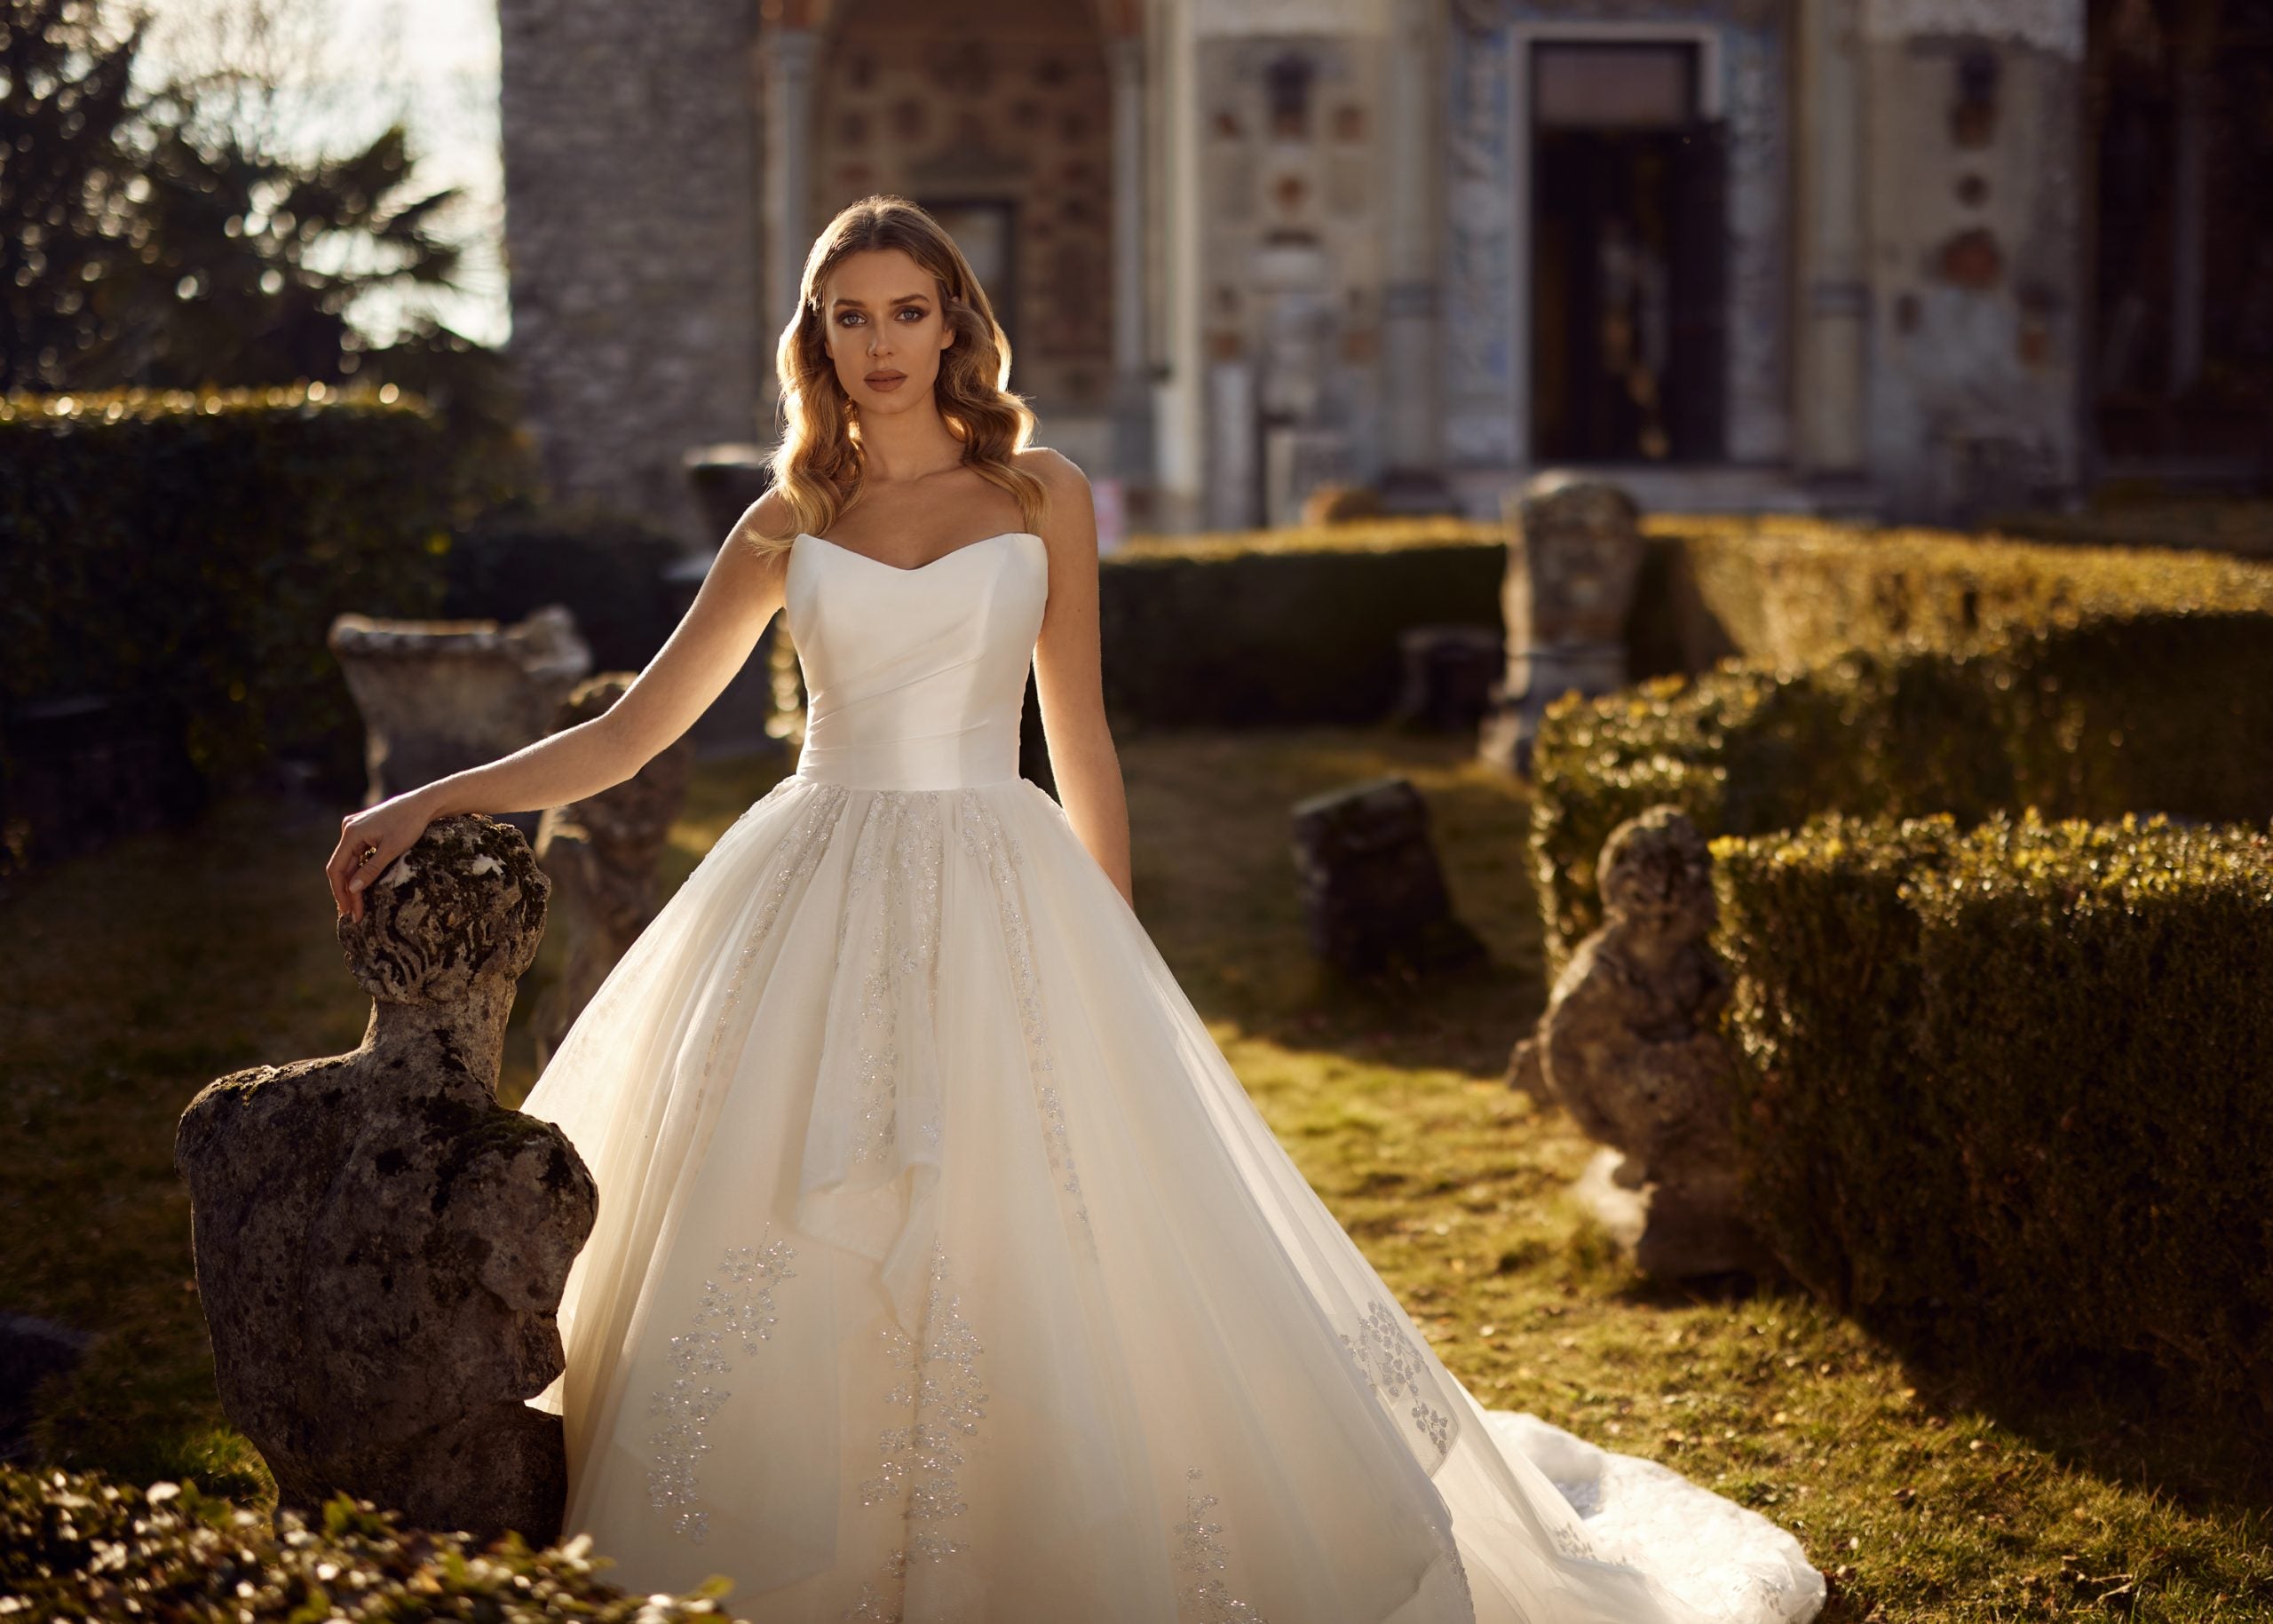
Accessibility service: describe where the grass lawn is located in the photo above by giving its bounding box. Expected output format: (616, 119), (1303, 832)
(2, 726), (2268, 1619)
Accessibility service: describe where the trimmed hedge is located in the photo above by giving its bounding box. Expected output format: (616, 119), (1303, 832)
(441, 500), (689, 676)
(0, 1465), (741, 1619)
(0, 387), (455, 803)
(1712, 812), (2273, 1410)
(1094, 516), (2273, 733)
(1103, 520), (1506, 727)
(1531, 609), (2273, 974)
(1992, 496), (2273, 560)
(1649, 516), (2273, 671)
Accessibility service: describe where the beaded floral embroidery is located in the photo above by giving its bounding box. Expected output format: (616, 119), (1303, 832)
(842, 1248), (990, 1618)
(839, 1550), (907, 1621)
(647, 1230), (798, 1541)
(836, 791), (947, 1167)
(955, 791), (1089, 1230)
(1174, 1467), (1271, 1623)
(701, 780), (848, 1084)
(1342, 1299), (1454, 1459)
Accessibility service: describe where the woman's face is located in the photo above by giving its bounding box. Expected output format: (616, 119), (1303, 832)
(820, 246), (956, 415)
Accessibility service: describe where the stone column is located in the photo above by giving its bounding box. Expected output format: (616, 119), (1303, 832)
(1379, 0), (1441, 476)
(1108, 35), (1157, 491)
(1794, 0), (1868, 478)
(761, 26), (822, 421)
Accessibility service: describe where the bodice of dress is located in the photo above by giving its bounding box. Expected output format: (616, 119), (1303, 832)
(783, 528), (1048, 791)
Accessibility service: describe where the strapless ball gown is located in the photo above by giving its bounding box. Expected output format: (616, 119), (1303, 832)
(517, 527), (1825, 1624)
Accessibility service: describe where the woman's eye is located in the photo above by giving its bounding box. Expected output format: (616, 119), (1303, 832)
(899, 307), (925, 321)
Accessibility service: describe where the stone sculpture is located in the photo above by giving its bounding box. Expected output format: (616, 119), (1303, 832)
(1291, 776), (1485, 978)
(1507, 805), (1765, 1279)
(175, 815), (597, 1544)
(329, 605), (593, 819)
(1478, 472), (1645, 776)
(531, 674), (695, 1070)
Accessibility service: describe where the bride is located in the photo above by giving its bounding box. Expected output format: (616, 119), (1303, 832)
(326, 195), (1822, 1624)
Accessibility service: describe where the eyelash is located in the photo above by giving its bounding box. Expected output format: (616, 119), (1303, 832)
(837, 308), (926, 326)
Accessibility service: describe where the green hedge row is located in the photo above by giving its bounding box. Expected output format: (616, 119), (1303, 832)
(1102, 521), (1506, 728)
(0, 387), (456, 821)
(1093, 516), (2273, 733)
(1991, 495), (2273, 560)
(1651, 516), (2273, 672)
(1713, 812), (2273, 1409)
(1531, 609), (2273, 974)
(440, 499), (689, 675)
(0, 1465), (739, 1619)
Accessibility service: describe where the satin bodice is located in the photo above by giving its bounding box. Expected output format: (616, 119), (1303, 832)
(782, 528), (1048, 790)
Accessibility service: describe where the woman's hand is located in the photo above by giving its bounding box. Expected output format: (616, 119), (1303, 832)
(327, 788), (442, 922)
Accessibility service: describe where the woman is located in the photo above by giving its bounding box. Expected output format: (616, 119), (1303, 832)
(327, 195), (1820, 1624)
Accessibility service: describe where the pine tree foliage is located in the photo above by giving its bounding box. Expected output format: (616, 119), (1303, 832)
(0, 0), (525, 489)
(0, 0), (150, 391)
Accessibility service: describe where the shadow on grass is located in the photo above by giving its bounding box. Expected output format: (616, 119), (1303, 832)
(1603, 1257), (2273, 1524)
(1865, 1320), (2273, 1523)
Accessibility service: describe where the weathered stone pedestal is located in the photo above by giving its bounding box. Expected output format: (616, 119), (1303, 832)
(1478, 472), (1645, 777)
(532, 674), (695, 1071)
(1292, 776), (1485, 978)
(329, 606), (593, 816)
(1507, 805), (1768, 1279)
(175, 816), (598, 1543)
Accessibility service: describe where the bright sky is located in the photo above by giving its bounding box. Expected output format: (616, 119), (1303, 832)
(132, 0), (511, 348)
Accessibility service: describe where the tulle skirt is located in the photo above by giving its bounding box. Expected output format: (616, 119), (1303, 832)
(517, 772), (1820, 1624)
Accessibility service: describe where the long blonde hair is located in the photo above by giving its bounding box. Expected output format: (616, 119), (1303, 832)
(752, 195), (1047, 551)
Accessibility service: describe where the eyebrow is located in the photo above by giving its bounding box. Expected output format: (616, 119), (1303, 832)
(830, 291), (931, 310)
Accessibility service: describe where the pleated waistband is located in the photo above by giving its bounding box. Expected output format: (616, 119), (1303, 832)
(791, 719), (1023, 791)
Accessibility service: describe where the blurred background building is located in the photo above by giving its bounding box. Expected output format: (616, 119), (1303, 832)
(494, 0), (2272, 543)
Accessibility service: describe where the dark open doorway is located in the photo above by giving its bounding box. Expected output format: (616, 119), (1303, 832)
(2086, 0), (2273, 485)
(1529, 42), (1727, 464)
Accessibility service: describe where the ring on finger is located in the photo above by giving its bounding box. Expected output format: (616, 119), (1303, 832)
(359, 843), (380, 866)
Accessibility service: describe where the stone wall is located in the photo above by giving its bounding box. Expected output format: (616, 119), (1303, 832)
(1860, 0), (2087, 519)
(1193, 21), (1390, 526)
(497, 0), (765, 549)
(810, 0), (1117, 419)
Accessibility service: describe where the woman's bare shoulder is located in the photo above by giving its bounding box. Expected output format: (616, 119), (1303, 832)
(1012, 445), (1088, 490)
(736, 487), (801, 544)
(1011, 448), (1095, 527)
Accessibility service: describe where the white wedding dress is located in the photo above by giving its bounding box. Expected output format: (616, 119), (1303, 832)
(518, 527), (1825, 1624)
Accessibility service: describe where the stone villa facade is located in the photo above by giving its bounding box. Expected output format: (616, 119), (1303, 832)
(496, 0), (2269, 544)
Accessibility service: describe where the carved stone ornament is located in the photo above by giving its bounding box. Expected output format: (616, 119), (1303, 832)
(1863, 0), (2084, 58)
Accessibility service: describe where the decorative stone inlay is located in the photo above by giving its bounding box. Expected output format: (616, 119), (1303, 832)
(1863, 0), (2084, 58)
(1443, 9), (1517, 467)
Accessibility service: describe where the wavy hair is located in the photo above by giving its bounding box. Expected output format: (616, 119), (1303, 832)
(750, 194), (1047, 553)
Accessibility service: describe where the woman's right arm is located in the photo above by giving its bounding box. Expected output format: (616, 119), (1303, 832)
(326, 497), (795, 919)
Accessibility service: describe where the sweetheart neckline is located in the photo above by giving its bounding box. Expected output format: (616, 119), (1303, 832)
(796, 529), (1041, 575)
